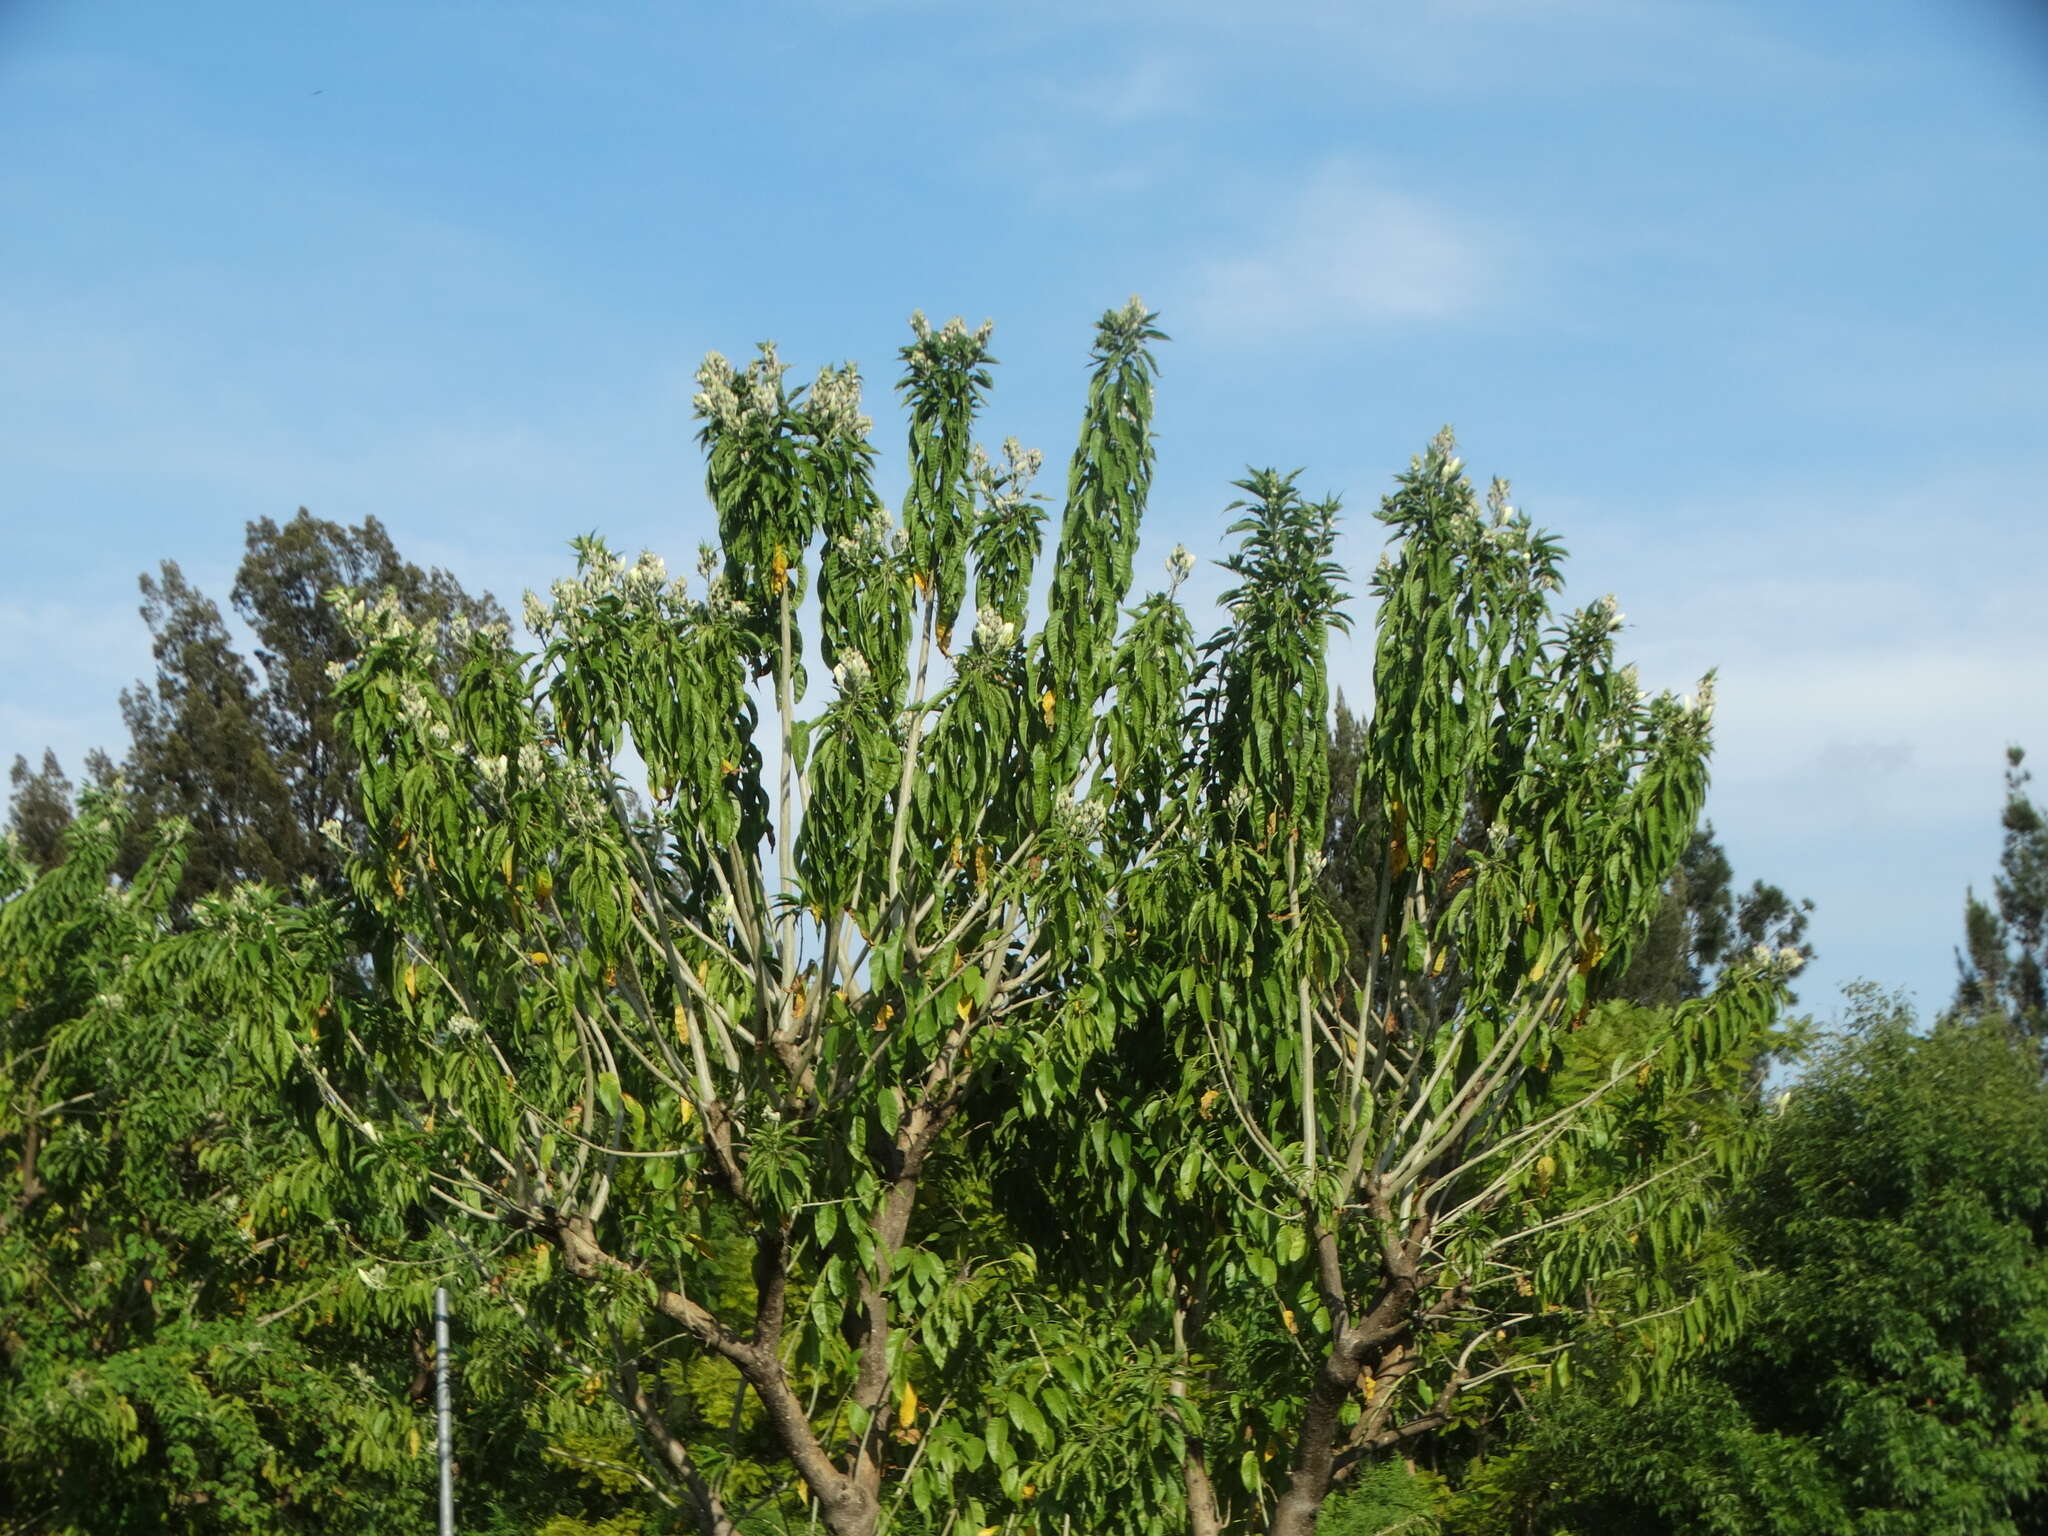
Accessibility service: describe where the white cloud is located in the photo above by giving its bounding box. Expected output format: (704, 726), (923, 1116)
(1042, 51), (1192, 125)
(1180, 161), (1491, 340)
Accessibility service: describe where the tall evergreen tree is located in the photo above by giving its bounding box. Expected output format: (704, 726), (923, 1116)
(99, 512), (504, 905)
(6, 749), (86, 872)
(1607, 823), (1812, 1007)
(231, 510), (505, 886)
(1957, 745), (2048, 1043)
(119, 561), (299, 901)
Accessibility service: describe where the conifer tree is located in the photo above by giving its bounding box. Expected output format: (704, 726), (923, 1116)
(1957, 745), (2048, 1043)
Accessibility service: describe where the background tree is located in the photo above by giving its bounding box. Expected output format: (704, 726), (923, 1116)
(5, 512), (502, 902)
(231, 510), (506, 890)
(1455, 991), (2048, 1536)
(1957, 744), (2047, 1043)
(5, 747), (117, 872)
(2, 788), (683, 1534)
(118, 561), (301, 900)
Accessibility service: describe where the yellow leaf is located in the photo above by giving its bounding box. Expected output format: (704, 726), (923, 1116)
(1281, 1308), (1297, 1335)
(1536, 1153), (1557, 1194)
(679, 1098), (695, 1124)
(956, 995), (973, 1023)
(673, 1005), (690, 1042)
(1528, 952), (1548, 982)
(1039, 687), (1056, 727)
(1199, 1088), (1221, 1120)
(771, 544), (790, 591)
(529, 951), (551, 965)
(1019, 1483), (1036, 1500)
(898, 1380), (918, 1428)
(873, 1003), (895, 1033)
(1431, 946), (1448, 977)
(403, 963), (418, 999)
(721, 758), (738, 777)
(408, 1425), (421, 1458)
(501, 847), (515, 884)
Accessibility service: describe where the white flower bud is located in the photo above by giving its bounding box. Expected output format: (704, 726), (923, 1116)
(832, 650), (872, 692)
(627, 551), (667, 599)
(1167, 544), (1197, 585)
(523, 591), (548, 633)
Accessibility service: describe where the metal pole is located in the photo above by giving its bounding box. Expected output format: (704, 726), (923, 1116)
(434, 1286), (454, 1536)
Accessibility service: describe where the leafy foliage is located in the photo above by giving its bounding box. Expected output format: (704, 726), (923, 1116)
(1456, 994), (2048, 1535)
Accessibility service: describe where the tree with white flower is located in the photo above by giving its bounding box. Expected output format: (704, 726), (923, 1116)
(239, 301), (1188, 1536)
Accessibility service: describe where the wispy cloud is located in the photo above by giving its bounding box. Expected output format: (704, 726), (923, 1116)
(1179, 161), (1493, 340)
(1041, 51), (1193, 125)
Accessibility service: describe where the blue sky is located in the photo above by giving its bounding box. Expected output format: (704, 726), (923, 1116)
(3, 0), (2044, 1019)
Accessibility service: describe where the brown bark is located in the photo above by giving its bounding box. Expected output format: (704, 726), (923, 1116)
(1269, 1208), (1428, 1536)
(1268, 1327), (1370, 1536)
(620, 1355), (741, 1536)
(1171, 1286), (1224, 1536)
(549, 1209), (879, 1536)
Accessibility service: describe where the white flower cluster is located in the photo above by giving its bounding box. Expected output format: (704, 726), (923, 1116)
(625, 551), (670, 601)
(1599, 593), (1625, 634)
(1055, 796), (1109, 840)
(1680, 674), (1716, 722)
(324, 659), (349, 685)
(519, 742), (547, 780)
(692, 344), (789, 433)
(330, 586), (418, 645)
(972, 437), (1045, 516)
(1749, 943), (1807, 975)
(1167, 544), (1197, 586)
(1486, 476), (1516, 523)
(909, 311), (994, 348)
(476, 754), (509, 791)
(810, 363), (872, 440)
(971, 605), (1020, 651)
(834, 507), (898, 563)
(448, 1013), (483, 1038)
(832, 649), (873, 692)
(398, 680), (436, 730)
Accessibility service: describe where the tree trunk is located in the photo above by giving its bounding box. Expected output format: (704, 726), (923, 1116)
(1267, 1331), (1366, 1536)
(1183, 1445), (1225, 1536)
